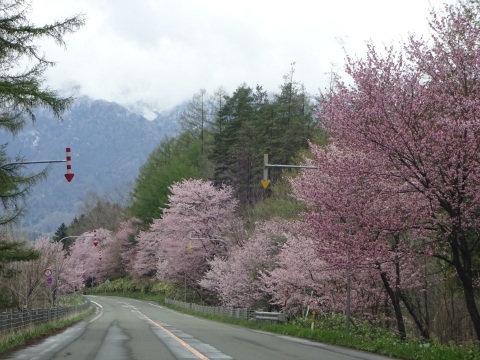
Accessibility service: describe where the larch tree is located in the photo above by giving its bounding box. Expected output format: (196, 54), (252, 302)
(321, 1), (480, 340)
(0, 0), (84, 225)
(0, 236), (38, 271)
(179, 89), (215, 155)
(269, 63), (318, 165)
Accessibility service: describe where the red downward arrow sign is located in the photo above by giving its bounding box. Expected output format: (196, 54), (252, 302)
(64, 173), (75, 182)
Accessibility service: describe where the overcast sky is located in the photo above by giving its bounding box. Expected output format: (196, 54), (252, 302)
(30, 0), (454, 111)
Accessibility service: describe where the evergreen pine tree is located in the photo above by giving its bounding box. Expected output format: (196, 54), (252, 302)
(210, 84), (260, 207)
(53, 223), (69, 243)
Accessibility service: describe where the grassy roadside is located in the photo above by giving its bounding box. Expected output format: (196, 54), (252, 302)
(0, 302), (94, 355)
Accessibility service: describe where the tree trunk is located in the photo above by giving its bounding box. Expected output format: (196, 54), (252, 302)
(455, 258), (480, 340)
(380, 270), (406, 340)
(451, 236), (480, 341)
(398, 290), (430, 339)
(460, 276), (480, 341)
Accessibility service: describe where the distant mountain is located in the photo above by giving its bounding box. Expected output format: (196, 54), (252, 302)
(3, 96), (181, 237)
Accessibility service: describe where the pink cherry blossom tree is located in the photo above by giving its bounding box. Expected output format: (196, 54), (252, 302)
(155, 179), (238, 291)
(318, 1), (480, 339)
(131, 227), (160, 279)
(62, 230), (109, 290)
(201, 221), (282, 308)
(262, 221), (358, 318)
(95, 228), (122, 281)
(113, 218), (141, 276)
(94, 220), (141, 281)
(131, 179), (239, 295)
(290, 144), (431, 339)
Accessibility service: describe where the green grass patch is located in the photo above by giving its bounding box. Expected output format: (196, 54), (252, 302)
(57, 293), (87, 307)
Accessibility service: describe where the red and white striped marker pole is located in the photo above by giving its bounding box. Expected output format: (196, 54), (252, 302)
(93, 229), (98, 247)
(98, 249), (102, 261)
(64, 147), (75, 182)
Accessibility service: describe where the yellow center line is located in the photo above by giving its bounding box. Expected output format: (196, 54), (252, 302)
(141, 312), (209, 360)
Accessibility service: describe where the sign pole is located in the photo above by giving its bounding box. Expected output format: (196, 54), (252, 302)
(261, 153), (318, 188)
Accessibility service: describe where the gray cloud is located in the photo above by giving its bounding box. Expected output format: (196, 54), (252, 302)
(30, 0), (453, 110)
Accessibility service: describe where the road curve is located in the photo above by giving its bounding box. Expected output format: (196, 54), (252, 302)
(2, 296), (397, 360)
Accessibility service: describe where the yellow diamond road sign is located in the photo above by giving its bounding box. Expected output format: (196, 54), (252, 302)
(261, 180), (270, 189)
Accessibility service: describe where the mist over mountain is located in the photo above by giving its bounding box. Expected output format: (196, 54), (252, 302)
(3, 96), (181, 237)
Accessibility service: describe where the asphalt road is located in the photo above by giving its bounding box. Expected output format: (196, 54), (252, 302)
(2, 296), (397, 360)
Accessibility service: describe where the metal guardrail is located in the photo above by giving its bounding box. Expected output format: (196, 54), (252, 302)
(254, 311), (285, 323)
(166, 298), (256, 321)
(0, 300), (91, 333)
(165, 299), (286, 323)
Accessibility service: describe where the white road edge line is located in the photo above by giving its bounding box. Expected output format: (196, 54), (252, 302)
(89, 301), (104, 323)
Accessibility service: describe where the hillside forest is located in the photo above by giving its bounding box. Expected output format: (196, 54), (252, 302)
(3, 1), (480, 345)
